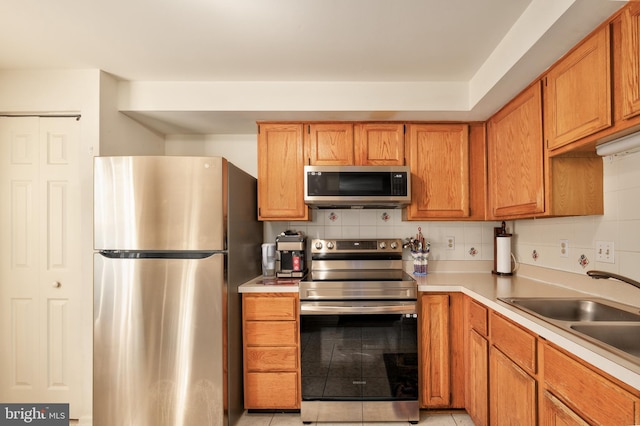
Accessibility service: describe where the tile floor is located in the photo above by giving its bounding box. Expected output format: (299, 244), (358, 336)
(237, 410), (474, 425)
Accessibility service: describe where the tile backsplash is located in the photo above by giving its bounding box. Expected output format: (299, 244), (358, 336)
(266, 211), (501, 262)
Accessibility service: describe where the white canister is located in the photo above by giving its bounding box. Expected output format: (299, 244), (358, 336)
(261, 243), (276, 278)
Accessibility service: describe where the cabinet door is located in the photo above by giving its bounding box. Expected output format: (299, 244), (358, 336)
(306, 123), (354, 165)
(406, 124), (470, 219)
(541, 391), (589, 426)
(488, 83), (545, 218)
(257, 123), (308, 220)
(420, 294), (450, 407)
(354, 123), (405, 165)
(466, 329), (489, 426)
(622, 2), (640, 119)
(545, 26), (611, 150)
(489, 347), (536, 426)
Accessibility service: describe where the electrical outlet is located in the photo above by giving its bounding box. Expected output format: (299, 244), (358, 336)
(559, 239), (569, 257)
(595, 241), (615, 263)
(446, 236), (455, 250)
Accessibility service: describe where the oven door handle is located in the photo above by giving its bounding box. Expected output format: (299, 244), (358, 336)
(300, 301), (416, 315)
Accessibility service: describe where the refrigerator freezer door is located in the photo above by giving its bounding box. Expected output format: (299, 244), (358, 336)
(94, 253), (225, 426)
(94, 156), (225, 251)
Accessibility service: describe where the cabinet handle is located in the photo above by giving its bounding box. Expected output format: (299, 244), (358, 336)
(51, 281), (61, 288)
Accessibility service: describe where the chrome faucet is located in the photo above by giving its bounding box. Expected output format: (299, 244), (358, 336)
(587, 270), (640, 290)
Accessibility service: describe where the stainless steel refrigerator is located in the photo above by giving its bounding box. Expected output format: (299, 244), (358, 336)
(93, 156), (262, 426)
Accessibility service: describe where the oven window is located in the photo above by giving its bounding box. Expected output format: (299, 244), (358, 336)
(300, 314), (418, 401)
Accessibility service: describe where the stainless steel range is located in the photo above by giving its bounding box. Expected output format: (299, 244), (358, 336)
(299, 238), (419, 424)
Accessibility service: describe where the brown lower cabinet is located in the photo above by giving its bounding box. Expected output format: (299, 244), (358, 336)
(489, 312), (538, 425)
(419, 292), (465, 409)
(464, 295), (640, 426)
(242, 293), (300, 409)
(489, 346), (536, 425)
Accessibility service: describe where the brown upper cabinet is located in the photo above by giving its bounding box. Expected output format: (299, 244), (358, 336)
(622, 2), (640, 119)
(257, 123), (309, 221)
(544, 25), (612, 150)
(354, 123), (405, 165)
(487, 81), (604, 220)
(306, 123), (354, 165)
(305, 122), (405, 166)
(488, 83), (545, 218)
(404, 123), (471, 220)
(257, 121), (486, 221)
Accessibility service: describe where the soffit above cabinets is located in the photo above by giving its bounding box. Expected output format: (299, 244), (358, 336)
(1, 0), (625, 134)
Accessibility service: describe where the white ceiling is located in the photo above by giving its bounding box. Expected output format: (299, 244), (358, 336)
(0, 0), (626, 134)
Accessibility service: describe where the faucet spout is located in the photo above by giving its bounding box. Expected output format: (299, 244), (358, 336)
(586, 270), (640, 290)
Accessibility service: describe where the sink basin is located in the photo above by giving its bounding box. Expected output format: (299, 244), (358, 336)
(498, 297), (640, 365)
(499, 297), (640, 322)
(571, 324), (640, 359)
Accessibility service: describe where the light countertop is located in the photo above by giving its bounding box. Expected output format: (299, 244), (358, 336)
(239, 264), (640, 390)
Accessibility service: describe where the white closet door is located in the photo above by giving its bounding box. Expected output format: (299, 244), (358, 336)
(0, 117), (82, 417)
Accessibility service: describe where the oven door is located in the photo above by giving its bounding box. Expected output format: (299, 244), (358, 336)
(300, 300), (419, 423)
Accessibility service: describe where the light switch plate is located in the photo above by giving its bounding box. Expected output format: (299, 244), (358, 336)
(595, 241), (615, 263)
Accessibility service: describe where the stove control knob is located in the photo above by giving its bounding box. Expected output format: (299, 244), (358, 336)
(379, 241), (387, 249)
(314, 241), (323, 250)
(326, 241), (334, 250)
(390, 241), (398, 249)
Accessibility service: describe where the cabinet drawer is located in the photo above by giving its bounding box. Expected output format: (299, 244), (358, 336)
(543, 344), (639, 425)
(243, 294), (298, 321)
(245, 347), (298, 371)
(245, 372), (299, 409)
(490, 312), (536, 374)
(245, 321), (297, 346)
(468, 299), (488, 336)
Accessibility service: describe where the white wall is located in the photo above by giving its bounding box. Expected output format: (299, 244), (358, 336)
(514, 151), (640, 280)
(98, 72), (165, 155)
(165, 134), (258, 177)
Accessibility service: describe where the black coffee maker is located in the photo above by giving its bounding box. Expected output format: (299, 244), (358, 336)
(275, 231), (307, 278)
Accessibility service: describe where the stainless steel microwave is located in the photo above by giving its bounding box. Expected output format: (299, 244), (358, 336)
(304, 165), (411, 208)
